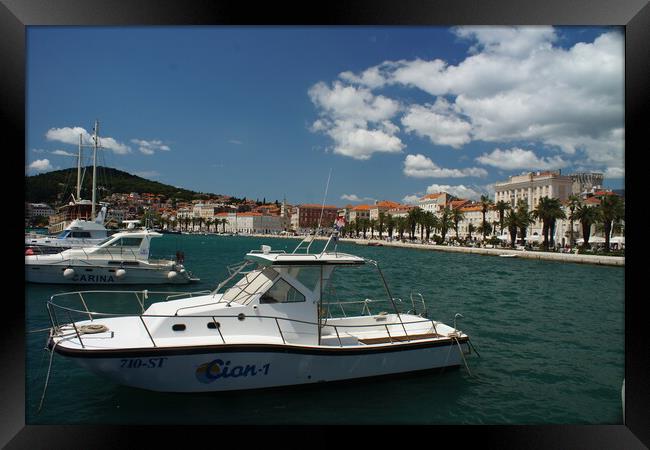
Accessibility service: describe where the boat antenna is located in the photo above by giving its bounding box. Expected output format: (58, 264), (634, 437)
(317, 168), (332, 231)
(305, 168), (332, 254)
(76, 133), (83, 202)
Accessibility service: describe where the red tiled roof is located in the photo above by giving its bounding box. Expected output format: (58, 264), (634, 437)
(375, 200), (401, 208)
(299, 204), (338, 209)
(353, 204), (370, 211)
(420, 193), (443, 200)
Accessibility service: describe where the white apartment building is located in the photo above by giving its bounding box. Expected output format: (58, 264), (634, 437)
(216, 212), (284, 234)
(26, 203), (55, 220)
(369, 201), (401, 221)
(455, 205), (498, 239)
(494, 170), (574, 237)
(418, 192), (452, 214)
(494, 171), (573, 210)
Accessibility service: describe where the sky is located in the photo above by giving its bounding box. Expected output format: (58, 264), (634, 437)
(26, 26), (624, 206)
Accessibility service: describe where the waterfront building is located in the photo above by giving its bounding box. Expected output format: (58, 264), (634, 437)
(494, 170), (574, 238)
(337, 205), (353, 224)
(387, 205), (415, 218)
(26, 202), (55, 221)
(369, 200), (401, 221)
(456, 204), (498, 240)
(216, 212), (285, 234)
(290, 204), (339, 234)
(418, 192), (454, 214)
(570, 172), (604, 196)
(349, 204), (370, 223)
(494, 170), (573, 211)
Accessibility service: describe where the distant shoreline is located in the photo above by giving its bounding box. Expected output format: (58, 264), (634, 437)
(241, 233), (625, 267)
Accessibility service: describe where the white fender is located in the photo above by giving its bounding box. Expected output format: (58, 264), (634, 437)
(63, 268), (75, 278)
(167, 271), (178, 280)
(115, 268), (127, 278)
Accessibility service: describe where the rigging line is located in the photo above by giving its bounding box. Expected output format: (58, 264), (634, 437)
(317, 168), (333, 231)
(37, 340), (58, 414)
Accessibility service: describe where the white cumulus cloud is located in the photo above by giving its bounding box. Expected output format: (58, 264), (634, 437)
(46, 126), (131, 155)
(131, 139), (171, 156)
(425, 183), (486, 200)
(404, 154), (487, 178)
(308, 81), (404, 160)
(475, 147), (568, 170)
(27, 159), (53, 173)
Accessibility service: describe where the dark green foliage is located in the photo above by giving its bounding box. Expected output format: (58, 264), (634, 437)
(25, 166), (220, 205)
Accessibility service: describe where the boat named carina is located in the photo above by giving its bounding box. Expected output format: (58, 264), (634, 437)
(26, 227), (199, 285)
(45, 233), (473, 392)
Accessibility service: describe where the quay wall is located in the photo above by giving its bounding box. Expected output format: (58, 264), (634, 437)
(243, 234), (624, 267)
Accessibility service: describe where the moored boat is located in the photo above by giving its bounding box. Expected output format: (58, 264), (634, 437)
(26, 227), (199, 285)
(45, 232), (473, 392)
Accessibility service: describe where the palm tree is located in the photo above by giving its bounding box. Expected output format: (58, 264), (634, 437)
(360, 218), (369, 239)
(467, 223), (476, 241)
(504, 210), (518, 248)
(477, 222), (492, 239)
(369, 219), (377, 239)
(406, 207), (422, 241)
(479, 194), (494, 240)
(420, 211), (437, 241)
(598, 195), (624, 252)
(396, 217), (407, 240)
(571, 204), (600, 249)
(566, 194), (581, 247)
(533, 197), (566, 250)
(451, 207), (465, 240)
(495, 200), (511, 235)
(439, 207), (454, 242)
(378, 212), (386, 240)
(385, 214), (395, 239)
(515, 199), (535, 246)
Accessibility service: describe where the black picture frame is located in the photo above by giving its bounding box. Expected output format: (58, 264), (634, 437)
(7, 0), (648, 447)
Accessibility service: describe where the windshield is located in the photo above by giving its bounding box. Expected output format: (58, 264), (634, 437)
(56, 230), (71, 239)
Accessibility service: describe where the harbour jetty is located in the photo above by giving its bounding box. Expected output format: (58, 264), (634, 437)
(247, 234), (624, 267)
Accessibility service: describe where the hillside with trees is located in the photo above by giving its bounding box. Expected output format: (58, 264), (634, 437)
(25, 166), (222, 205)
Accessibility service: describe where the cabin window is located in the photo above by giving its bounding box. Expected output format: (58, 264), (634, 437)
(109, 237), (143, 247)
(292, 266), (321, 292)
(172, 324), (186, 331)
(260, 278), (305, 304)
(71, 231), (92, 238)
(57, 230), (71, 239)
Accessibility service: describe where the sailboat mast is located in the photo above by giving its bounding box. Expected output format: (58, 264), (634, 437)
(91, 120), (99, 218)
(76, 133), (82, 201)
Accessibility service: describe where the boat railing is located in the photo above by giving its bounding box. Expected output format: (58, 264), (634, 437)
(46, 298), (444, 349)
(48, 289), (213, 320)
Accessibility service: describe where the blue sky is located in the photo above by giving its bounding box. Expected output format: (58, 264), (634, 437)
(26, 26), (624, 205)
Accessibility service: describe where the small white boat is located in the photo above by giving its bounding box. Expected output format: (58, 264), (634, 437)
(498, 253), (517, 258)
(25, 207), (111, 252)
(45, 233), (472, 392)
(26, 227), (199, 285)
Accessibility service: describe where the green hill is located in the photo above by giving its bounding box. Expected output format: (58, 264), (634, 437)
(25, 166), (220, 205)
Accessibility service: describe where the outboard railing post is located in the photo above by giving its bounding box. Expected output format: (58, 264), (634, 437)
(370, 259), (410, 340)
(211, 317), (226, 343)
(68, 311), (85, 349)
(77, 292), (93, 321)
(275, 318), (286, 344)
(334, 326), (342, 347)
(139, 316), (157, 347)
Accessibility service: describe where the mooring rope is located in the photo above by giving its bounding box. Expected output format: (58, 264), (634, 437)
(37, 340), (58, 414)
(452, 336), (472, 377)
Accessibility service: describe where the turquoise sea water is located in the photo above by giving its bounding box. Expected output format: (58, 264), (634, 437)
(25, 235), (625, 425)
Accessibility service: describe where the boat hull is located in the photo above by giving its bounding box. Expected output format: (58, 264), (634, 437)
(55, 340), (470, 392)
(25, 264), (193, 284)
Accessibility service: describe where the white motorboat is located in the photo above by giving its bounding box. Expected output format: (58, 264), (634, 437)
(45, 233), (473, 392)
(26, 227), (199, 285)
(25, 206), (111, 252)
